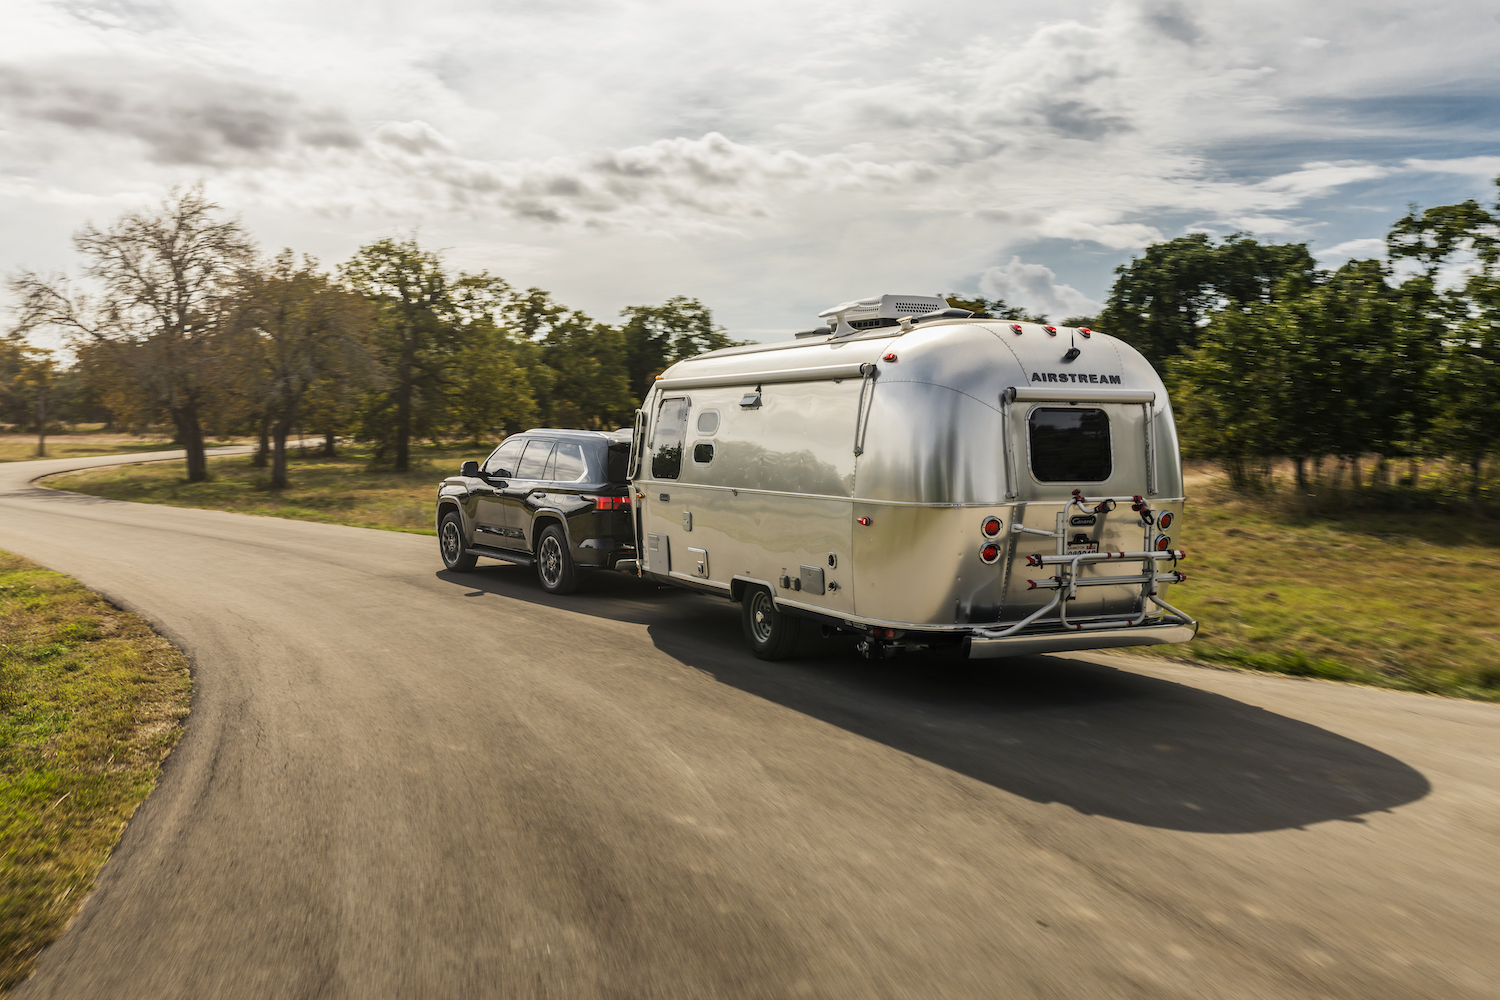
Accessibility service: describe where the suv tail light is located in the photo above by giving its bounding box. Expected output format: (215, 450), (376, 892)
(596, 496), (630, 511)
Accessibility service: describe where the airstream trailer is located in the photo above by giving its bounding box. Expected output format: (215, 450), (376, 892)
(625, 294), (1197, 661)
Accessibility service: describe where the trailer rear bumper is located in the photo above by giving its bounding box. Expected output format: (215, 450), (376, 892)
(964, 620), (1198, 659)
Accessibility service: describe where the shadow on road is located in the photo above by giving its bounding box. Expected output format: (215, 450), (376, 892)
(440, 563), (1431, 835)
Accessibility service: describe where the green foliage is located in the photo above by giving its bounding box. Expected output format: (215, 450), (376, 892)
(620, 296), (739, 401)
(1099, 233), (1318, 368)
(943, 294), (1046, 323)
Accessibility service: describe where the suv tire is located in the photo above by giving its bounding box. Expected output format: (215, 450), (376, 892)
(741, 585), (800, 660)
(536, 524), (579, 594)
(439, 511), (478, 572)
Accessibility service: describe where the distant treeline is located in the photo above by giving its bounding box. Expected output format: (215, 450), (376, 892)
(1, 186), (736, 485)
(6, 181), (1499, 506)
(1065, 182), (1500, 508)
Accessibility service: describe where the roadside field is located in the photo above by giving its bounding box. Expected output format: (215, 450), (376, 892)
(0, 435), (176, 464)
(43, 447), (1500, 702)
(45, 442), (482, 534)
(0, 550), (191, 995)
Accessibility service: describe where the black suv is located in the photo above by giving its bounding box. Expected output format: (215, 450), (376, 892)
(436, 428), (635, 593)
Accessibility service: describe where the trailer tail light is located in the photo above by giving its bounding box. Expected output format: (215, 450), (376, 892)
(596, 496), (630, 511)
(1155, 534), (1172, 551)
(979, 543), (1001, 564)
(1010, 324), (1023, 334)
(981, 516), (1003, 537)
(1157, 511), (1172, 529)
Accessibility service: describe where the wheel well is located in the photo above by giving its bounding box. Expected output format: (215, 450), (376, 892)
(437, 500), (461, 529)
(531, 513), (565, 548)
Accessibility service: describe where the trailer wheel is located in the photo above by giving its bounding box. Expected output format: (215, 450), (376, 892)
(439, 511), (478, 572)
(742, 586), (799, 660)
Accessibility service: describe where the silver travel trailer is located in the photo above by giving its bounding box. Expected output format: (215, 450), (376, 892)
(626, 294), (1197, 660)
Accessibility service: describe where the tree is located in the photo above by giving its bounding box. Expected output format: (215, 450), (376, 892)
(341, 238), (457, 471)
(445, 274), (537, 442)
(8, 185), (256, 481)
(1099, 233), (1318, 368)
(620, 296), (738, 400)
(232, 251), (373, 487)
(943, 294), (1047, 322)
(507, 288), (634, 428)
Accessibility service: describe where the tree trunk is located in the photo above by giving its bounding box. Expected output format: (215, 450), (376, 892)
(394, 332), (414, 473)
(1294, 456), (1307, 493)
(172, 406), (208, 483)
(254, 411), (271, 468)
(1473, 453), (1483, 500)
(271, 424), (290, 490)
(35, 383), (47, 458)
(1349, 455), (1361, 492)
(323, 430), (336, 458)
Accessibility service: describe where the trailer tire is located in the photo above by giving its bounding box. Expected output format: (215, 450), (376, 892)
(439, 511), (478, 572)
(742, 586), (800, 660)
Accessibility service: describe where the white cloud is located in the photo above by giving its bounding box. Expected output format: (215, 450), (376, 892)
(1317, 237), (1387, 263)
(978, 257), (1104, 321)
(3, 0), (1500, 336)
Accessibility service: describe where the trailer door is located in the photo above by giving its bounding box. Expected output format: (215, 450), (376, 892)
(639, 395), (690, 575)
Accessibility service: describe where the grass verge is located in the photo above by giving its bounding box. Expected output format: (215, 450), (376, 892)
(45, 442), (483, 535)
(44, 448), (1500, 701)
(0, 550), (191, 995)
(0, 436), (176, 464)
(1149, 480), (1500, 701)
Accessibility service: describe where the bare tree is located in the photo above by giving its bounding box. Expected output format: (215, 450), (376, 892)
(9, 185), (256, 481)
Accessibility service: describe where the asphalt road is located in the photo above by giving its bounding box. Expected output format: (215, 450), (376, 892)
(2, 450), (1498, 999)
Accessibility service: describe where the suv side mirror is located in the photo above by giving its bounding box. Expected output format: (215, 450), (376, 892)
(460, 460), (480, 477)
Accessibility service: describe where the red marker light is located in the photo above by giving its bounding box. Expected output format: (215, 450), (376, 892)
(882, 352), (897, 362)
(1155, 534), (1172, 551)
(858, 517), (872, 526)
(1158, 512), (1173, 529)
(1010, 324), (1023, 334)
(979, 543), (1001, 564)
(1079, 327), (1092, 338)
(1044, 325), (1058, 336)
(981, 516), (1003, 536)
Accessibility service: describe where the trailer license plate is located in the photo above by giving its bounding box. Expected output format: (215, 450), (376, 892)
(1066, 542), (1099, 554)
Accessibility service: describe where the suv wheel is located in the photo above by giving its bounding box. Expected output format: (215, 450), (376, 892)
(439, 511), (478, 571)
(536, 524), (579, 594)
(741, 585), (800, 660)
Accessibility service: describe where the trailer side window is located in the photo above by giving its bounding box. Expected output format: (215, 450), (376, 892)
(1029, 407), (1112, 482)
(651, 397), (690, 479)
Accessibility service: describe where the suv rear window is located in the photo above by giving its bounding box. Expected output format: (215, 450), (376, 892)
(1029, 407), (1111, 482)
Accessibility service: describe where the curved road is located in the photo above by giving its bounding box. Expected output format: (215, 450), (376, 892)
(2, 450), (1497, 999)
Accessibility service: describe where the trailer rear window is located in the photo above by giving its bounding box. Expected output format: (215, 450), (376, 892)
(1029, 407), (1112, 482)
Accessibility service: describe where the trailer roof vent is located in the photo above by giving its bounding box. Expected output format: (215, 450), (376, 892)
(817, 294), (951, 339)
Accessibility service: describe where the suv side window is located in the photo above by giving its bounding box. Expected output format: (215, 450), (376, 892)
(552, 442), (587, 482)
(517, 440), (554, 480)
(484, 438), (525, 477)
(651, 397), (690, 479)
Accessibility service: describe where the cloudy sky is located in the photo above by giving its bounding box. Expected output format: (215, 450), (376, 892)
(3, 0), (1499, 341)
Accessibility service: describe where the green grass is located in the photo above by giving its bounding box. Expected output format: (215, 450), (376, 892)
(45, 443), (488, 535)
(1149, 480), (1500, 701)
(43, 449), (1500, 701)
(0, 436), (177, 463)
(0, 550), (191, 994)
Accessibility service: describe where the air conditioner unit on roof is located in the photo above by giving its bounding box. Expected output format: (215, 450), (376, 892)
(817, 294), (950, 337)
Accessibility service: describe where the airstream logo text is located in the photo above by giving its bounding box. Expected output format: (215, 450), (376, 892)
(1032, 372), (1122, 384)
